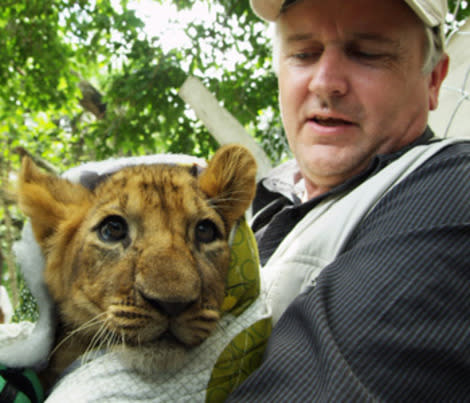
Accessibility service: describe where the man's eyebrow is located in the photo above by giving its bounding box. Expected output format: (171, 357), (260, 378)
(286, 33), (315, 43)
(285, 32), (400, 47)
(351, 32), (400, 46)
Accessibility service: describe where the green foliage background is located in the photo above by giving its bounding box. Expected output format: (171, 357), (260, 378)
(0, 0), (469, 320)
(0, 0), (286, 171)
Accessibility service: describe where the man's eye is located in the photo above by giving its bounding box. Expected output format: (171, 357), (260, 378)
(294, 52), (310, 60)
(97, 215), (128, 242)
(292, 51), (320, 61)
(347, 47), (387, 61)
(356, 51), (383, 59)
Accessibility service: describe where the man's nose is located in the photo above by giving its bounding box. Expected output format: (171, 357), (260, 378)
(307, 48), (348, 99)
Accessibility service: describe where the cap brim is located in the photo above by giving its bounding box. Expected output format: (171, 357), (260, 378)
(249, 0), (284, 21)
(250, 0), (447, 26)
(404, 0), (447, 27)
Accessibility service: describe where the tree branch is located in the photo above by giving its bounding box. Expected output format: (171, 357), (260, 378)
(15, 147), (60, 175)
(78, 80), (107, 119)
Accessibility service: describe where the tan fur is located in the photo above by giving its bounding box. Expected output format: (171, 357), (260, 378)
(17, 145), (257, 389)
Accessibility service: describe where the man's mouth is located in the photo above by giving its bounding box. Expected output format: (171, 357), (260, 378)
(311, 116), (353, 126)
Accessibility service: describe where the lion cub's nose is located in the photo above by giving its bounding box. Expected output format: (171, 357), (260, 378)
(140, 291), (194, 317)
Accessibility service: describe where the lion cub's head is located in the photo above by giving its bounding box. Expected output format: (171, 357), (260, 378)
(17, 145), (256, 382)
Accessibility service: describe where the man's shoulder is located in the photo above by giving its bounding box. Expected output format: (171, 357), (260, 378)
(395, 137), (470, 189)
(365, 138), (470, 233)
(421, 137), (470, 171)
(432, 137), (470, 155)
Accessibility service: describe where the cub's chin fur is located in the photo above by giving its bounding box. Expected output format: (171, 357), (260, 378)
(117, 341), (188, 376)
(16, 144), (257, 390)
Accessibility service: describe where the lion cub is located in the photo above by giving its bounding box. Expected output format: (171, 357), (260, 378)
(17, 145), (257, 390)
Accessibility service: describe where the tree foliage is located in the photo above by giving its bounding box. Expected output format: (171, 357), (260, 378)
(0, 0), (285, 174)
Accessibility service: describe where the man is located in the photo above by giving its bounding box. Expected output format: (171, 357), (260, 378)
(227, 0), (470, 400)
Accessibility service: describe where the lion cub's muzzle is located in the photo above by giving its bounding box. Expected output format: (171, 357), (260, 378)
(139, 290), (196, 318)
(107, 269), (222, 349)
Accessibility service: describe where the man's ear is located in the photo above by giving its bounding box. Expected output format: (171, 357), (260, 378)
(198, 145), (257, 230)
(428, 53), (449, 111)
(17, 157), (92, 248)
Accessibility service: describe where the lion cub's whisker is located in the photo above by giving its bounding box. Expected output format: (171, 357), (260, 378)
(49, 312), (108, 359)
(82, 319), (110, 362)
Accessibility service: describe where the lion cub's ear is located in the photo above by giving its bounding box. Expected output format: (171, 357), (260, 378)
(17, 157), (92, 248)
(198, 144), (257, 229)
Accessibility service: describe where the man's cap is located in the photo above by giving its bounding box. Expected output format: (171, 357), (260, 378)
(249, 0), (447, 27)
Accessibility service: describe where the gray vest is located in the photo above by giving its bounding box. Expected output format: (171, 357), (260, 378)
(256, 139), (460, 324)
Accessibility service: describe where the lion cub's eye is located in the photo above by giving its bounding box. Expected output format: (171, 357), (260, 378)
(97, 215), (128, 242)
(195, 219), (220, 244)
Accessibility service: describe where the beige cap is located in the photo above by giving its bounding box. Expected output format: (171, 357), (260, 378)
(250, 0), (447, 27)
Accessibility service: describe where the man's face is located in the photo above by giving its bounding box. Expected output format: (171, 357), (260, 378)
(277, 0), (448, 196)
